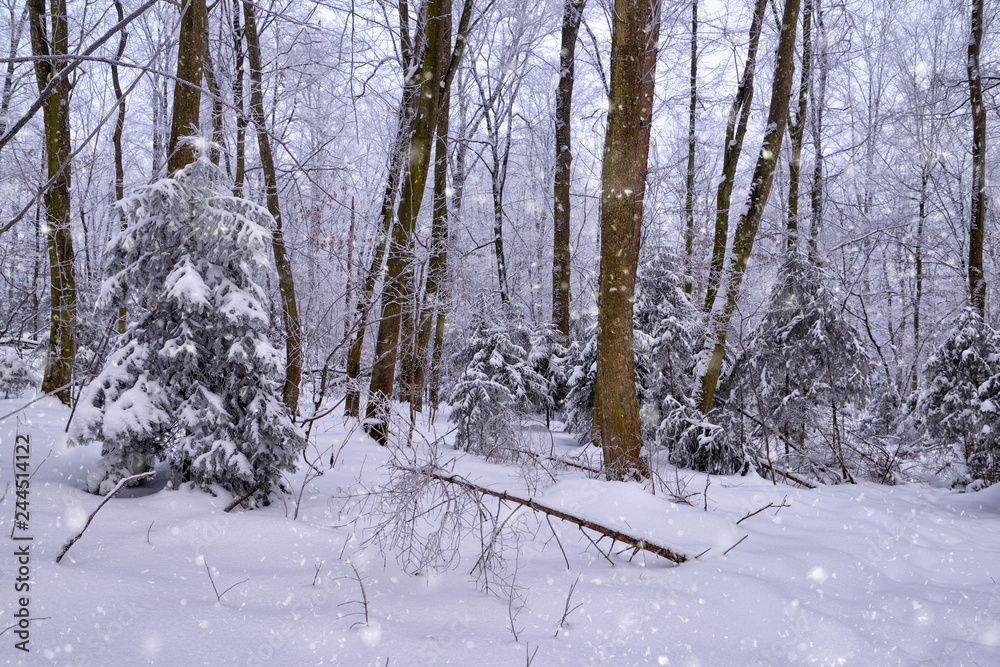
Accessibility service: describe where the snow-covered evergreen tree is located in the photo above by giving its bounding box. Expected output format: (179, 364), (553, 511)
(718, 252), (871, 482)
(448, 296), (550, 456)
(0, 349), (37, 398)
(68, 144), (304, 505)
(565, 329), (598, 445)
(909, 307), (1000, 485)
(634, 250), (700, 425)
(528, 322), (572, 423)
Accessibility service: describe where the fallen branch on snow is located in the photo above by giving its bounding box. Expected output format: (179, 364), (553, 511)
(419, 469), (687, 564)
(55, 471), (156, 563)
(757, 460), (816, 489)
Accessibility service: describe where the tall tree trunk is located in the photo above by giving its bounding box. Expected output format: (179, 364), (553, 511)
(343, 0), (420, 418)
(111, 0), (128, 334)
(698, 0), (801, 414)
(913, 165), (927, 393)
(232, 0), (246, 195)
(596, 0), (660, 480)
(365, 0), (446, 442)
(968, 0), (986, 317)
(807, 0), (826, 264)
(429, 79), (471, 408)
(243, 0), (302, 414)
(344, 197), (356, 340)
(703, 0), (768, 314)
(365, 0), (473, 437)
(167, 0), (207, 174)
(0, 2), (29, 138)
(29, 0), (76, 404)
(406, 0), (453, 412)
(343, 74), (419, 417)
(552, 0), (586, 342)
(786, 0), (812, 252)
(683, 0), (697, 295)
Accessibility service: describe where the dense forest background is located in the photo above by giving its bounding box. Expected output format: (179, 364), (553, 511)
(1, 0), (998, 489)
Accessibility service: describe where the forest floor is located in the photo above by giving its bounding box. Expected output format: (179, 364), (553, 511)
(2, 395), (1000, 665)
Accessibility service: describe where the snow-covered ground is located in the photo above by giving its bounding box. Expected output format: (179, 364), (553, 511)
(3, 396), (1000, 666)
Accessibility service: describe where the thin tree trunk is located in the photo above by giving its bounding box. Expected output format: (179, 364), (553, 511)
(683, 0), (697, 295)
(703, 0), (768, 313)
(203, 47), (227, 169)
(111, 0), (128, 334)
(407, 0), (453, 412)
(343, 0), (419, 418)
(552, 0), (586, 342)
(167, 0), (207, 174)
(807, 0), (825, 264)
(243, 0), (301, 414)
(344, 197), (356, 341)
(29, 0), (76, 404)
(366, 0), (446, 442)
(232, 0), (246, 195)
(968, 0), (986, 317)
(430, 81), (471, 409)
(0, 3), (29, 138)
(786, 0), (811, 252)
(596, 0), (660, 480)
(343, 77), (418, 418)
(366, 0), (473, 438)
(913, 166), (927, 393)
(697, 0), (801, 414)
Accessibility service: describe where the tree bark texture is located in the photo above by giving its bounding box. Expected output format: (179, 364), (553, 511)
(595, 0), (661, 480)
(703, 0), (768, 314)
(683, 0), (697, 295)
(343, 63), (419, 418)
(807, 0), (826, 264)
(400, 0), (453, 408)
(243, 0), (302, 415)
(552, 0), (586, 342)
(29, 0), (76, 404)
(365, 0), (446, 442)
(111, 0), (128, 334)
(698, 0), (801, 414)
(167, 0), (207, 174)
(232, 0), (246, 195)
(406, 3), (454, 413)
(968, 0), (986, 317)
(786, 0), (811, 252)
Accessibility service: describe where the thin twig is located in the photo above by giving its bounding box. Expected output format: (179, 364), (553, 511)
(723, 534), (749, 556)
(736, 496), (790, 525)
(204, 558), (249, 603)
(553, 574), (582, 638)
(55, 471), (155, 563)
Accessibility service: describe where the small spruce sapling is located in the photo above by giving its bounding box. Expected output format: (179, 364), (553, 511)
(69, 143), (304, 506)
(448, 297), (550, 456)
(910, 307), (1000, 486)
(718, 252), (870, 481)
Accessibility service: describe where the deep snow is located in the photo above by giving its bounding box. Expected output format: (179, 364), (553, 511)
(2, 396), (1000, 665)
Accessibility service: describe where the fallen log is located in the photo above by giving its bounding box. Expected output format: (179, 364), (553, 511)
(421, 469), (687, 564)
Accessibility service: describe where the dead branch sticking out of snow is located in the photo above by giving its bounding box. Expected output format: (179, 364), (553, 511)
(421, 469), (688, 564)
(55, 471), (156, 563)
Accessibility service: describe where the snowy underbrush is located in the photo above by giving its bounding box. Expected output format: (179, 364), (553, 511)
(3, 396), (1000, 665)
(0, 344), (38, 399)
